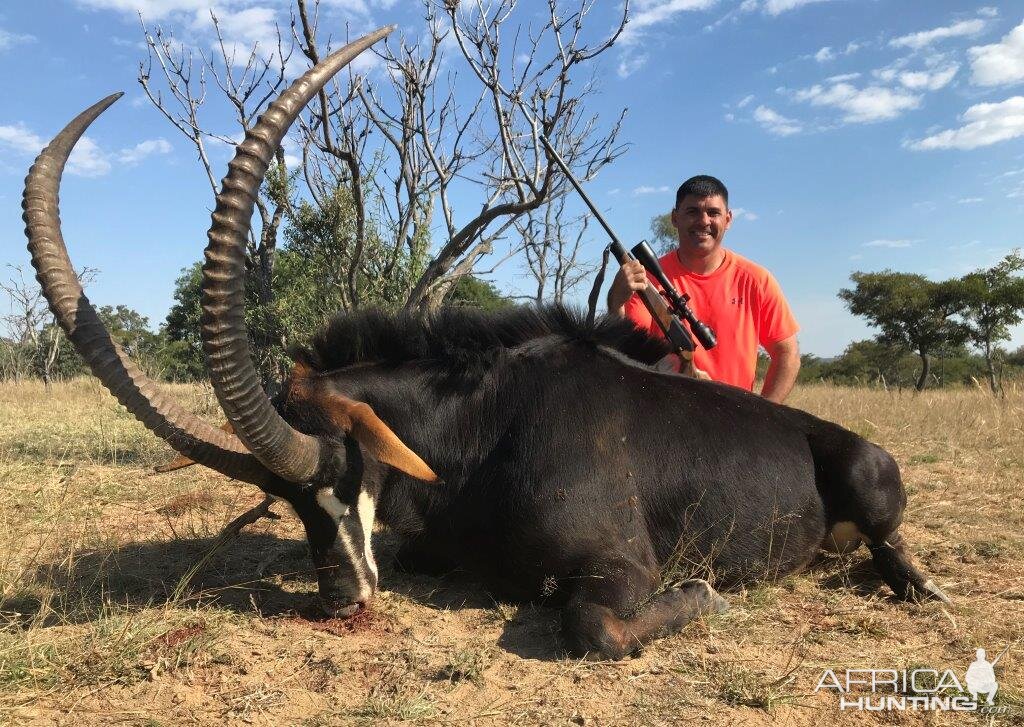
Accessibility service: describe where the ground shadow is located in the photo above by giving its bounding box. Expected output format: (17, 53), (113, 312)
(495, 604), (564, 660)
(806, 551), (889, 598)
(23, 528), (558, 651)
(30, 531), (316, 624)
(18, 526), (573, 659)
(374, 531), (496, 612)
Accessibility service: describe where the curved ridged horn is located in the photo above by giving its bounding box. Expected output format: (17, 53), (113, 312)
(22, 93), (275, 489)
(202, 26), (395, 483)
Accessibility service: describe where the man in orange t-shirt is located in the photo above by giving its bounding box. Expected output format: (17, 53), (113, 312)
(608, 175), (800, 403)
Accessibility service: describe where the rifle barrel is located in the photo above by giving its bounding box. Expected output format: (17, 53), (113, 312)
(539, 135), (626, 259)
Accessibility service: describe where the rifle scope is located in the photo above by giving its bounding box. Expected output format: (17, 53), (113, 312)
(631, 241), (717, 351)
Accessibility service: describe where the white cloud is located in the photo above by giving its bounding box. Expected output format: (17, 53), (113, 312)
(957, 197), (983, 204)
(0, 124), (44, 155)
(731, 207), (759, 221)
(68, 137), (113, 177)
(320, 0), (399, 13)
(620, 0), (719, 44)
(753, 105), (802, 136)
(0, 122), (172, 176)
(77, 1), (307, 72)
(281, 135), (301, 169)
(73, 0), (211, 20)
(762, 0), (834, 16)
(978, 7), (998, 19)
(803, 39), (861, 64)
(968, 20), (1024, 87)
(617, 53), (649, 78)
(321, 0), (372, 13)
(110, 36), (146, 49)
(890, 19), (985, 51)
(906, 96), (1024, 151)
(874, 52), (960, 91)
(0, 27), (36, 51)
(633, 185), (671, 196)
(210, 6), (276, 44)
(792, 82), (920, 123)
(737, 94), (755, 108)
(864, 239), (913, 248)
(183, 5), (284, 67)
(826, 72), (860, 83)
(117, 138), (172, 164)
(897, 64), (959, 91)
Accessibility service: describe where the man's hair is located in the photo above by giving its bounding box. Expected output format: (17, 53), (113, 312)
(675, 175), (729, 208)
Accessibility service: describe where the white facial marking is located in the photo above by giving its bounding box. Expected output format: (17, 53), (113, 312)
(315, 487), (369, 597)
(316, 487), (350, 521)
(357, 491), (378, 583)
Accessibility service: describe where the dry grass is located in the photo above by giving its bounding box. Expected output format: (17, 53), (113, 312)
(0, 379), (1022, 725)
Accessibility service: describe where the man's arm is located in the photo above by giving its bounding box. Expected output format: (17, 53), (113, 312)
(761, 335), (800, 404)
(607, 259), (648, 316)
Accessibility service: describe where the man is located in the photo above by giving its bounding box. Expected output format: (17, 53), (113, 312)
(608, 175), (800, 404)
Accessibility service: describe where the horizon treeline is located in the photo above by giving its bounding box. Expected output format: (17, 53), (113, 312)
(5, 252), (1023, 394)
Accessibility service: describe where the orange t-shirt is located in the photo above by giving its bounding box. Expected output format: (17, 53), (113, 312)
(623, 249), (799, 391)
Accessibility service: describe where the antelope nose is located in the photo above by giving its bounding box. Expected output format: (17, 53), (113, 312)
(319, 597), (366, 619)
(335, 602), (363, 618)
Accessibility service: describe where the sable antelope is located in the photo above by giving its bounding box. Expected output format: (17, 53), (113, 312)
(23, 25), (947, 660)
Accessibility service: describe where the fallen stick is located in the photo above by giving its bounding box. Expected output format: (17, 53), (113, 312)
(172, 495), (281, 602)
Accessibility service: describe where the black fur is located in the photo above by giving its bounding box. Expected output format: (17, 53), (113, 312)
(278, 304), (942, 660)
(292, 304), (673, 374)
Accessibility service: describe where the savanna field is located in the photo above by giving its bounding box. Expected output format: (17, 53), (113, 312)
(0, 379), (1021, 726)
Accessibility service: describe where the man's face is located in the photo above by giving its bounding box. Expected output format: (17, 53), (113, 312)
(670, 194), (732, 258)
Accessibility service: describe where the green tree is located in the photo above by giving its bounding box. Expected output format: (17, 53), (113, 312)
(794, 353), (828, 383)
(839, 271), (966, 391)
(99, 305), (161, 366)
(30, 305), (162, 382)
(445, 276), (511, 311)
(160, 183), (438, 380)
(958, 251), (1024, 394)
(819, 339), (913, 388)
(650, 213), (677, 255)
(162, 263), (206, 381)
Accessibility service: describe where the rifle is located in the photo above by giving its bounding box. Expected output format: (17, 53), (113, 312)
(538, 135), (716, 374)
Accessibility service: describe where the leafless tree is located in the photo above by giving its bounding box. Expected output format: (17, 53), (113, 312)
(139, 14), (293, 378)
(516, 192), (595, 306)
(1, 265), (48, 381)
(138, 0), (628, 325)
(1, 265), (97, 385)
(407, 0), (627, 308)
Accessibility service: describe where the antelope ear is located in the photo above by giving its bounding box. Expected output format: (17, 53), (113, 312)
(346, 403), (441, 483)
(154, 421), (236, 473)
(288, 369), (440, 483)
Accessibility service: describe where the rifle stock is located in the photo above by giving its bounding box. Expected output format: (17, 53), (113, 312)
(605, 242), (695, 355)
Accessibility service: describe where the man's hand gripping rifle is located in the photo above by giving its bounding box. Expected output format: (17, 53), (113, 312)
(539, 135), (717, 378)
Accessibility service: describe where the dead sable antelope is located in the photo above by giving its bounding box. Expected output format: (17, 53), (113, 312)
(23, 26), (948, 660)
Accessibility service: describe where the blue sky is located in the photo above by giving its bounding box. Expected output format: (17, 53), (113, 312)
(2, 0), (1024, 357)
